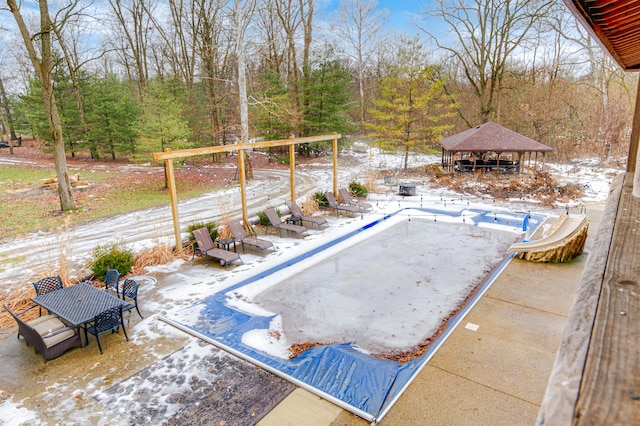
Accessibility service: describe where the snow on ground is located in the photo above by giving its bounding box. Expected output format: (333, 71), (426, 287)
(0, 145), (620, 424)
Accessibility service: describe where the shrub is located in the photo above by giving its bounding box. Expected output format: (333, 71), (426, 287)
(91, 243), (135, 281)
(185, 221), (218, 246)
(312, 191), (329, 208)
(349, 181), (369, 198)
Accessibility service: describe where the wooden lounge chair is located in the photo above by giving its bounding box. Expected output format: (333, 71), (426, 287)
(325, 192), (361, 217)
(192, 227), (242, 269)
(264, 207), (308, 237)
(338, 188), (373, 211)
(227, 221), (275, 253)
(287, 201), (327, 227)
(4, 304), (82, 363)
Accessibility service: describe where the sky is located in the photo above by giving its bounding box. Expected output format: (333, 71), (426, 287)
(319, 0), (430, 35)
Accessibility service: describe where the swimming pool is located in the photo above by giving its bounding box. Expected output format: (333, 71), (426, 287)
(161, 208), (544, 422)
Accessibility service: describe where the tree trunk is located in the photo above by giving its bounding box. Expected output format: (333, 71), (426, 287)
(234, 0), (256, 180)
(8, 0), (75, 211)
(0, 77), (17, 142)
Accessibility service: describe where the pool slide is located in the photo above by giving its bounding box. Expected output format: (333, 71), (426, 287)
(507, 214), (589, 261)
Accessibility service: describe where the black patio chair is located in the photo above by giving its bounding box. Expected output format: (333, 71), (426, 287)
(84, 307), (128, 354)
(32, 276), (64, 316)
(121, 278), (143, 318)
(104, 269), (121, 296)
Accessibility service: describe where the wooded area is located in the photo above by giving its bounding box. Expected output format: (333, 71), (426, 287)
(0, 0), (636, 209)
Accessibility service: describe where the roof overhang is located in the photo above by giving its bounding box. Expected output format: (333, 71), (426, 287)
(564, 0), (640, 71)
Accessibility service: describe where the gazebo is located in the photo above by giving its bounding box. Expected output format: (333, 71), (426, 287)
(439, 122), (554, 173)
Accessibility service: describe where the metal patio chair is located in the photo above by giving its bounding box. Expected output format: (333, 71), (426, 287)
(104, 269), (121, 297)
(121, 278), (143, 318)
(32, 276), (64, 316)
(84, 307), (128, 354)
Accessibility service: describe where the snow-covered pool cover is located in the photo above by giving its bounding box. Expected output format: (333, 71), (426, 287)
(163, 208), (544, 422)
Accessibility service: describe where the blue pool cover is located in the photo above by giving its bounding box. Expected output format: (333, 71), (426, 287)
(162, 208), (545, 422)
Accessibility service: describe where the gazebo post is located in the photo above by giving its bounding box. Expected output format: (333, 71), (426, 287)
(517, 152), (523, 174)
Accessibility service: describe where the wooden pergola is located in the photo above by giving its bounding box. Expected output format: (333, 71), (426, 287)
(538, 1), (640, 424)
(153, 133), (341, 249)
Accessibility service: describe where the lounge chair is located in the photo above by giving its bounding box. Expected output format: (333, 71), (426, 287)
(338, 188), (373, 211)
(192, 227), (242, 269)
(287, 201), (327, 227)
(4, 304), (82, 362)
(264, 207), (308, 237)
(325, 192), (361, 217)
(227, 221), (275, 253)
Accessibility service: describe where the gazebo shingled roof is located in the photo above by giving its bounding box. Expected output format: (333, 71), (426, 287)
(439, 122), (553, 153)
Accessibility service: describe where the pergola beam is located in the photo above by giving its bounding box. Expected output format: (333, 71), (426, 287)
(153, 133), (341, 250)
(152, 134), (338, 160)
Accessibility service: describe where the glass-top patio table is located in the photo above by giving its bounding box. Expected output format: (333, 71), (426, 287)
(32, 282), (132, 328)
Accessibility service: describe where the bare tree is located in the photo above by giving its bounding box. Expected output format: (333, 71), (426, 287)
(335, 0), (388, 134)
(273, 0), (314, 135)
(256, 0), (286, 73)
(6, 0), (76, 210)
(420, 0), (554, 124)
(107, 0), (155, 97)
(50, 2), (100, 158)
(232, 0), (257, 179)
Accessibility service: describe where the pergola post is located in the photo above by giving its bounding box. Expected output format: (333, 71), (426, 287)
(238, 148), (247, 223)
(164, 148), (182, 251)
(289, 139), (296, 202)
(332, 133), (338, 196)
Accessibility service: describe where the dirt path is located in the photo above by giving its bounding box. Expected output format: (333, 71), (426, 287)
(0, 143), (362, 293)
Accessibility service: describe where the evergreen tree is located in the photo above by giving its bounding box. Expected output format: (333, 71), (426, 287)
(303, 55), (354, 136)
(252, 70), (296, 141)
(135, 79), (191, 163)
(368, 37), (456, 169)
(84, 75), (139, 160)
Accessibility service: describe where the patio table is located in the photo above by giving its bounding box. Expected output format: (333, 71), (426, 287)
(32, 282), (132, 329)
